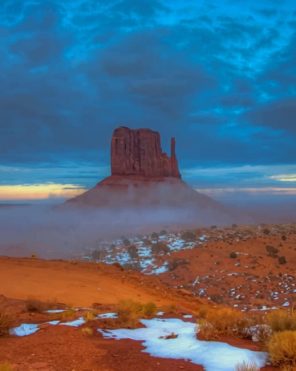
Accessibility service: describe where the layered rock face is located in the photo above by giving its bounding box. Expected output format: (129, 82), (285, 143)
(111, 127), (180, 178)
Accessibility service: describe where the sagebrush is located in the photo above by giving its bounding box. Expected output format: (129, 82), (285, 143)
(267, 330), (296, 367)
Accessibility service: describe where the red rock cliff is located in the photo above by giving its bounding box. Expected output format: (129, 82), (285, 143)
(111, 126), (181, 178)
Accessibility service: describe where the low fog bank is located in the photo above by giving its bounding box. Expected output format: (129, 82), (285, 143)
(0, 203), (234, 259)
(214, 193), (296, 224)
(0, 192), (295, 260)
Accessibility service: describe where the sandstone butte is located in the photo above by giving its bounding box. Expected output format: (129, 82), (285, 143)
(111, 126), (181, 179)
(67, 126), (234, 222)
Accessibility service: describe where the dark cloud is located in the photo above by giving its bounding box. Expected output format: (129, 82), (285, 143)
(247, 98), (296, 133)
(0, 0), (296, 189)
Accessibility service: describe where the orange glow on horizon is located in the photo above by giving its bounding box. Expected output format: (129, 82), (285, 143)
(1, 184), (296, 201)
(0, 183), (86, 201)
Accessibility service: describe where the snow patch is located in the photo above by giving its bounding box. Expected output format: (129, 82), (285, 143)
(48, 320), (60, 325)
(99, 318), (267, 371)
(97, 312), (118, 319)
(45, 309), (66, 314)
(10, 323), (39, 337)
(60, 317), (86, 327)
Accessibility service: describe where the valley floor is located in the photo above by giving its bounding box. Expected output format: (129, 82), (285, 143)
(0, 256), (279, 371)
(1, 223), (295, 370)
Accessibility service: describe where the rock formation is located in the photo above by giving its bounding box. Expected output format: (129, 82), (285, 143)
(111, 127), (181, 178)
(66, 126), (238, 225)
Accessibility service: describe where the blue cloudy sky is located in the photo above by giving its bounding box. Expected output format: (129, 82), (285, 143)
(1, 0), (296, 200)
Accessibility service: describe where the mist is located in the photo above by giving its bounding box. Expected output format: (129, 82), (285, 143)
(0, 202), (232, 259)
(1, 186), (296, 260)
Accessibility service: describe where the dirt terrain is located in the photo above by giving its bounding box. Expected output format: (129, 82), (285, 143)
(1, 316), (202, 371)
(158, 226), (296, 311)
(1, 224), (295, 370)
(0, 257), (180, 308)
(85, 223), (296, 311)
(0, 257), (205, 370)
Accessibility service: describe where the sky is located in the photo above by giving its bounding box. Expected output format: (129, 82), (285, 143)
(1, 0), (296, 201)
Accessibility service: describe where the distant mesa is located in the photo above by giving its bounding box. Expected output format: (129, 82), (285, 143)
(67, 126), (234, 223)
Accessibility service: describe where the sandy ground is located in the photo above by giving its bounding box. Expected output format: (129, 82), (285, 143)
(0, 258), (203, 370)
(0, 257), (183, 308)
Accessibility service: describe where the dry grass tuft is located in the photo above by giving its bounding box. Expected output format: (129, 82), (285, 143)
(162, 304), (177, 315)
(83, 311), (96, 322)
(235, 361), (259, 371)
(116, 300), (157, 328)
(59, 309), (76, 320)
(280, 366), (296, 371)
(25, 297), (59, 313)
(266, 310), (296, 332)
(0, 312), (12, 337)
(197, 306), (249, 340)
(267, 331), (296, 367)
(142, 302), (157, 317)
(81, 327), (94, 336)
(25, 298), (45, 313)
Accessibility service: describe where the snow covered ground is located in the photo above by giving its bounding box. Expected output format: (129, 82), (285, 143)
(10, 314), (268, 370)
(85, 231), (204, 275)
(99, 318), (267, 371)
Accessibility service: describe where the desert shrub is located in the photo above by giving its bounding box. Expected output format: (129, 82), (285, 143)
(181, 230), (196, 242)
(0, 312), (12, 337)
(116, 300), (157, 327)
(267, 331), (296, 367)
(229, 251), (238, 259)
(151, 232), (159, 241)
(25, 298), (59, 313)
(142, 302), (157, 317)
(83, 311), (96, 321)
(168, 258), (189, 271)
(122, 238), (130, 246)
(0, 363), (13, 371)
(152, 242), (169, 255)
(266, 310), (296, 332)
(235, 362), (259, 371)
(279, 256), (287, 265)
(81, 327), (94, 336)
(91, 249), (105, 260)
(59, 309), (76, 320)
(210, 294), (224, 304)
(26, 298), (46, 313)
(197, 319), (219, 339)
(162, 304), (177, 315)
(243, 324), (272, 343)
(196, 305), (210, 319)
(263, 228), (270, 235)
(127, 245), (138, 259)
(142, 238), (152, 246)
(197, 307), (247, 339)
(117, 300), (142, 327)
(266, 245), (279, 257)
